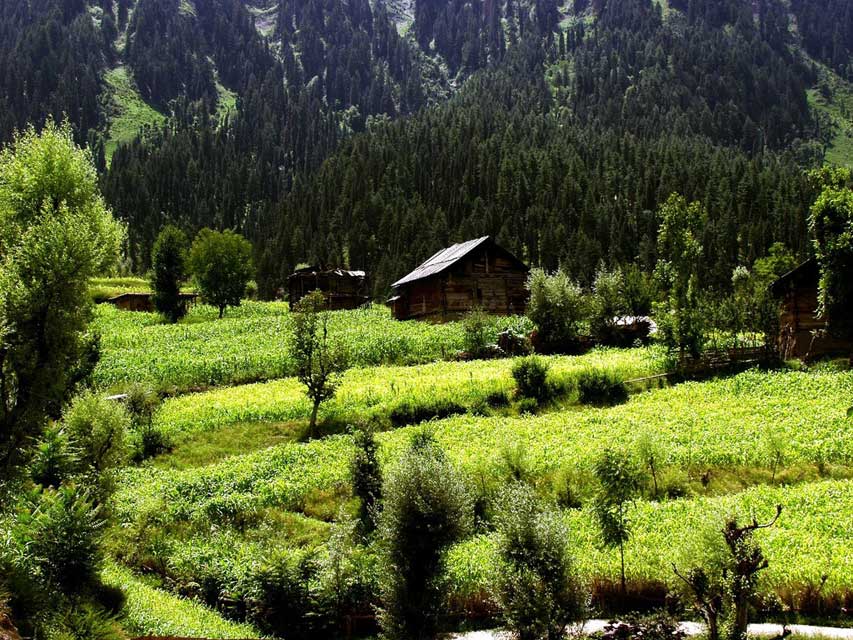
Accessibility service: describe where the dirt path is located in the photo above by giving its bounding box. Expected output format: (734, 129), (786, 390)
(452, 620), (853, 639)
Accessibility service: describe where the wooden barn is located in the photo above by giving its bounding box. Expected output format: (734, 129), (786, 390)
(288, 267), (369, 310)
(388, 236), (529, 321)
(105, 292), (197, 313)
(770, 259), (852, 360)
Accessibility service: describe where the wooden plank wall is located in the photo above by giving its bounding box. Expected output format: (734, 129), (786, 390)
(394, 246), (528, 320)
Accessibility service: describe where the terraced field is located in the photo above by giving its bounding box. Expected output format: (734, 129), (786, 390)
(94, 305), (853, 636)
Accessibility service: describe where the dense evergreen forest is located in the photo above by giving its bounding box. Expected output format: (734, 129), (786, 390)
(1, 0), (851, 296)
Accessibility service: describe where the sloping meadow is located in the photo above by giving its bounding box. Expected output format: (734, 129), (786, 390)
(112, 368), (853, 609)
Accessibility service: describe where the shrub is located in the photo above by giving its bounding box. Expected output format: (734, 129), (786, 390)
(61, 392), (130, 502)
(389, 398), (466, 427)
(351, 429), (382, 534)
(463, 307), (498, 359)
(11, 486), (104, 596)
(493, 483), (585, 640)
(512, 356), (552, 403)
(576, 369), (628, 406)
(526, 269), (588, 353)
(29, 424), (76, 489)
(242, 549), (327, 639)
(124, 384), (168, 462)
(589, 266), (628, 344)
(378, 434), (474, 639)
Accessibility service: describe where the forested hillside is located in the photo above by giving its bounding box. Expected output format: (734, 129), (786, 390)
(1, 0), (852, 295)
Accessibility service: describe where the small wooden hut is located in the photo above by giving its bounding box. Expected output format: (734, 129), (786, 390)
(770, 259), (852, 359)
(388, 236), (529, 321)
(105, 292), (198, 313)
(288, 267), (369, 310)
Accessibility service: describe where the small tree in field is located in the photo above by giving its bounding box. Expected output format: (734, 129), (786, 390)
(673, 506), (783, 640)
(151, 225), (189, 323)
(526, 269), (588, 353)
(593, 449), (642, 598)
(493, 482), (585, 640)
(378, 432), (473, 640)
(351, 426), (382, 535)
(292, 291), (348, 437)
(188, 228), (253, 318)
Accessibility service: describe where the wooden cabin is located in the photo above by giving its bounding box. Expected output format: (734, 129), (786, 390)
(105, 292), (198, 313)
(388, 236), (529, 321)
(770, 259), (852, 360)
(288, 267), (369, 310)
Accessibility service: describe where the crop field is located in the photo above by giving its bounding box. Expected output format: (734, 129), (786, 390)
(102, 562), (262, 638)
(92, 303), (494, 390)
(153, 346), (668, 448)
(88, 304), (853, 634)
(106, 365), (853, 632)
(116, 368), (853, 527)
(446, 479), (853, 603)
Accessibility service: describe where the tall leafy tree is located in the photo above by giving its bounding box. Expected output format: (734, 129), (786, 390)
(150, 225), (189, 323)
(187, 228), (253, 318)
(0, 121), (123, 485)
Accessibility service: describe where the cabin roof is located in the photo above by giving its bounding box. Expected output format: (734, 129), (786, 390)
(289, 266), (366, 280)
(392, 236), (527, 288)
(769, 259), (818, 296)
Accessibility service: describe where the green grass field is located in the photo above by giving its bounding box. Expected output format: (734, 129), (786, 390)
(92, 302), (529, 391)
(89, 303), (853, 634)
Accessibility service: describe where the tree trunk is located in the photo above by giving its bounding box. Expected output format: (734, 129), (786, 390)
(219, 304), (225, 319)
(706, 611), (719, 640)
(619, 540), (627, 599)
(731, 595), (749, 640)
(309, 399), (321, 438)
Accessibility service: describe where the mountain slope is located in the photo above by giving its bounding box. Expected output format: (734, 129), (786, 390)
(1, 0), (851, 295)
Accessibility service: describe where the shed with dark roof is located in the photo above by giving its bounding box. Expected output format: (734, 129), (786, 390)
(388, 237), (529, 321)
(288, 266), (369, 310)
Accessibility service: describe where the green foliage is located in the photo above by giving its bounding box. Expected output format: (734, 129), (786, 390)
(654, 194), (707, 358)
(101, 562), (261, 638)
(124, 383), (168, 462)
(378, 434), (474, 639)
(0, 121), (124, 480)
(29, 424), (76, 490)
(463, 306), (497, 359)
(188, 228), (253, 318)
(352, 428), (382, 534)
(593, 449), (643, 594)
(150, 225), (189, 323)
(493, 483), (585, 640)
(512, 356), (553, 403)
(527, 269), (588, 353)
(808, 168), (853, 340)
(576, 368), (628, 406)
(292, 291), (349, 435)
(92, 302), (482, 391)
(10, 485), (104, 596)
(241, 548), (327, 639)
(61, 392), (130, 503)
(590, 265), (628, 344)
